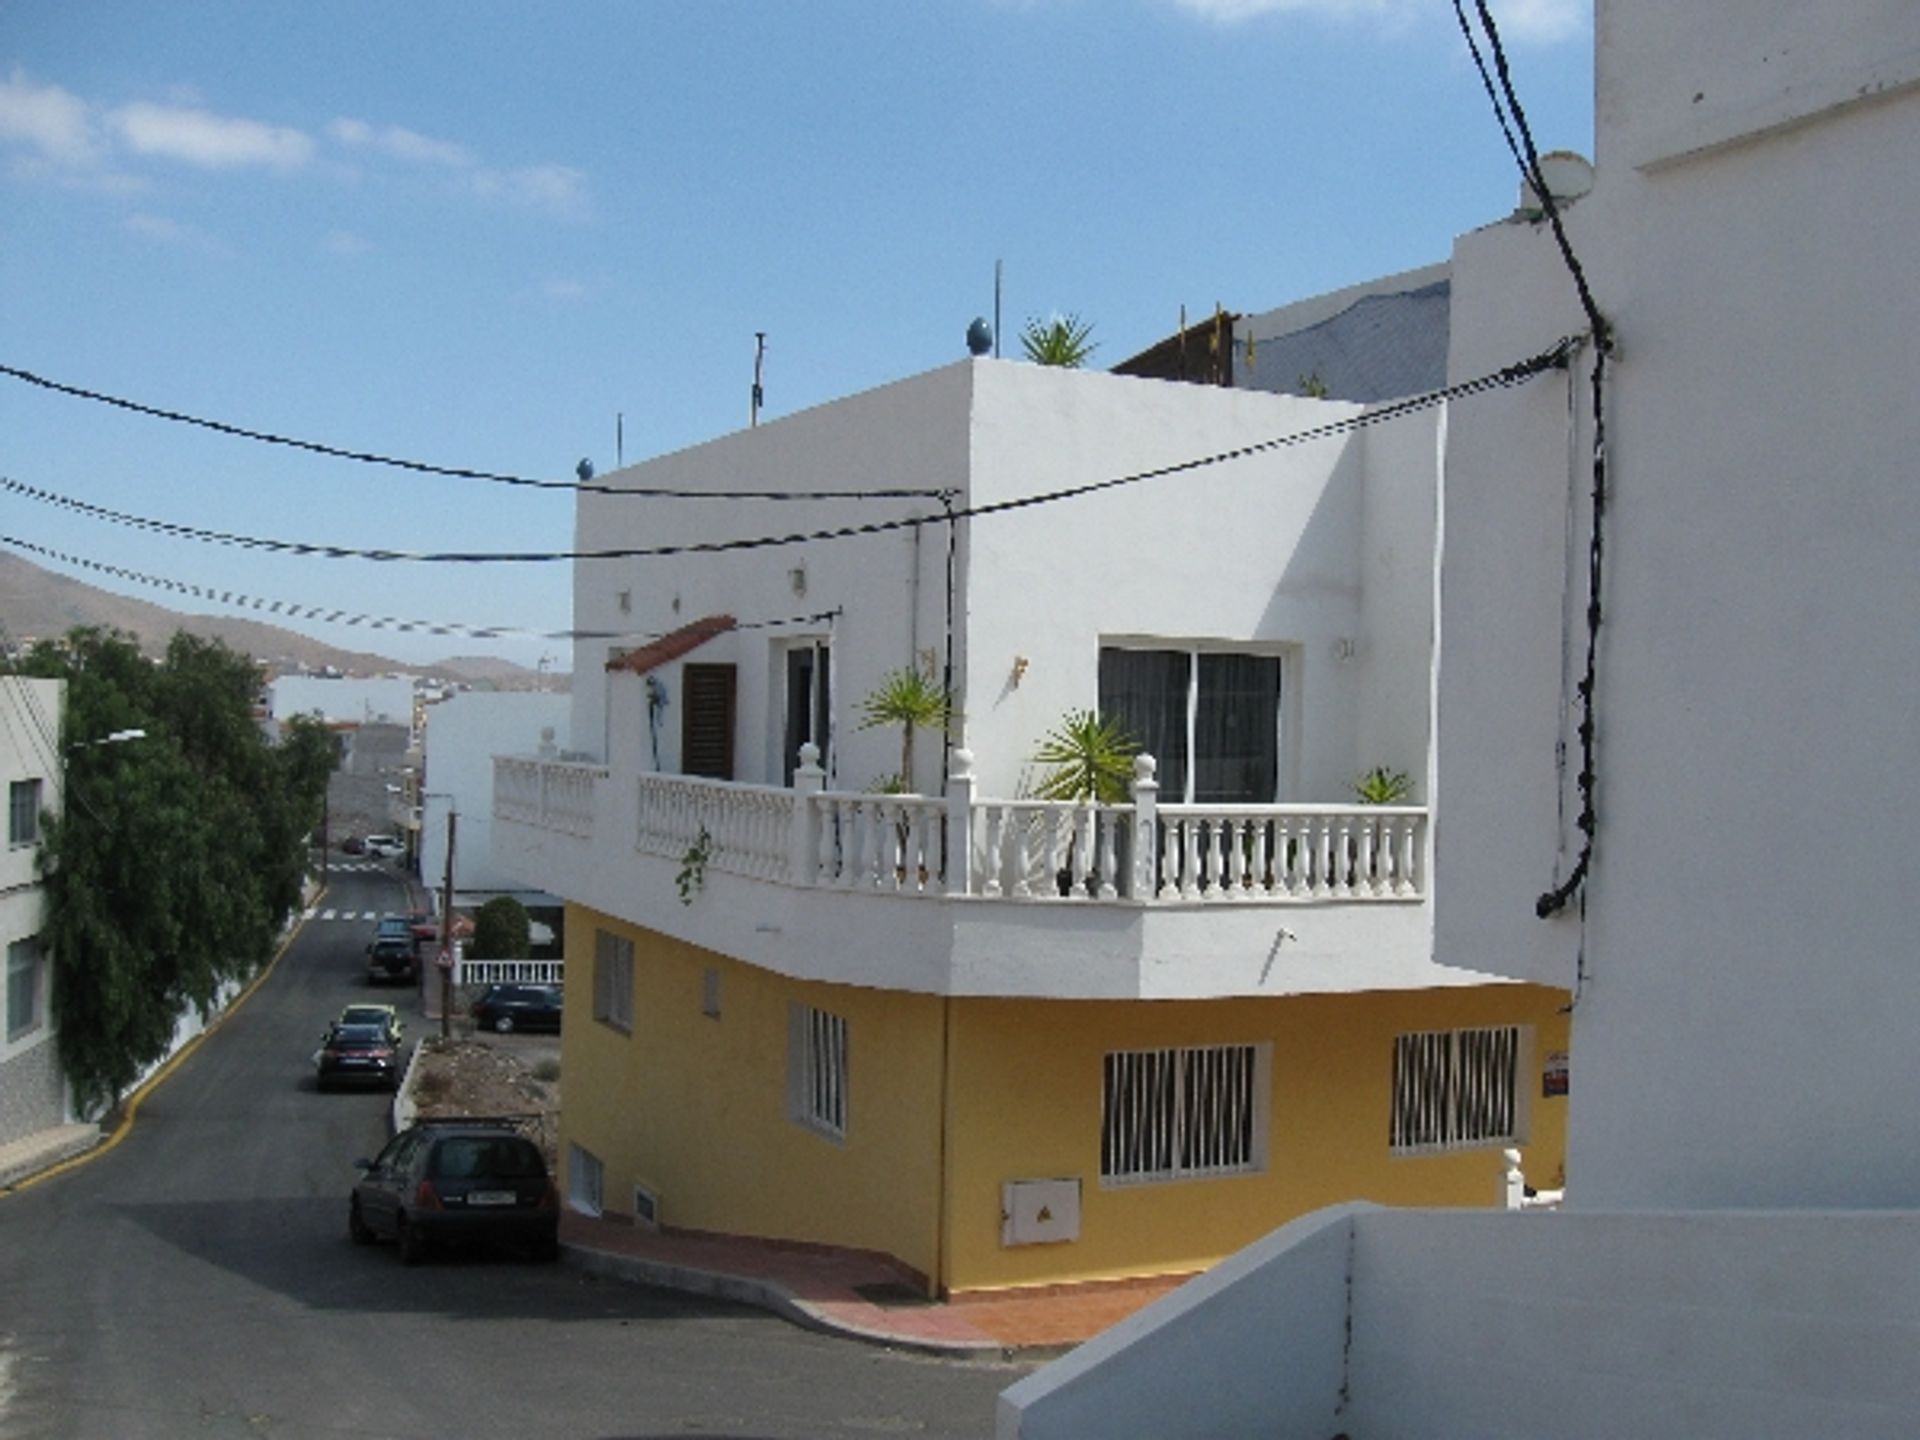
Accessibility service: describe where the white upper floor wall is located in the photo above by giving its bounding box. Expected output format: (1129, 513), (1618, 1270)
(1437, 0), (1920, 1207)
(570, 357), (1443, 808)
(418, 690), (571, 896)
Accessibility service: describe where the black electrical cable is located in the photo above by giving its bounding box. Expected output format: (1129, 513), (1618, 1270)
(0, 362), (944, 504)
(0, 339), (1576, 568)
(0, 535), (838, 645)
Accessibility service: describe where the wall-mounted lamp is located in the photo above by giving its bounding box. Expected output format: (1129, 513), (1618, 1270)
(789, 565), (808, 596)
(1011, 655), (1030, 687)
(1331, 636), (1358, 664)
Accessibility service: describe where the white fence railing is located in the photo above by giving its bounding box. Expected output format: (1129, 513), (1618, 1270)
(458, 958), (565, 987)
(501, 746), (1427, 908)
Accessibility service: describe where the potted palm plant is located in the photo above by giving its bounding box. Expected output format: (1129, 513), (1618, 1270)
(1030, 710), (1139, 895)
(856, 662), (958, 795)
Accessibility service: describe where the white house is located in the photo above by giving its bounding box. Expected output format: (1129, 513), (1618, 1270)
(1001, 0), (1920, 1433)
(1, 678), (70, 1152)
(414, 689), (570, 911)
(495, 349), (1573, 1296)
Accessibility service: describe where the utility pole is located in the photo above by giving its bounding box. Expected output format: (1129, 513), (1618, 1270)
(438, 808), (457, 1039)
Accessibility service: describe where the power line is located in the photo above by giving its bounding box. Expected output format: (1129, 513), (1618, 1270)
(0, 535), (836, 646)
(0, 339), (1576, 569)
(0, 362), (944, 504)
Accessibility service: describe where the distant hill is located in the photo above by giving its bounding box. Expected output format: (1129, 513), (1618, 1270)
(0, 549), (566, 689)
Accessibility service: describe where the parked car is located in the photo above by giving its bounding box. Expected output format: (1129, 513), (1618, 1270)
(349, 1119), (559, 1264)
(364, 834), (405, 859)
(315, 1022), (400, 1090)
(470, 983), (563, 1034)
(339, 835), (366, 855)
(367, 917), (418, 985)
(334, 1003), (404, 1047)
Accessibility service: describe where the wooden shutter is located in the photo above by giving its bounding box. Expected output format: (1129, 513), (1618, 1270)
(681, 664), (737, 779)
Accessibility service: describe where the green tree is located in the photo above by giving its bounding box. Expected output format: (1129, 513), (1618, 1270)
(21, 628), (338, 1114)
(1020, 313), (1098, 368)
(1030, 710), (1139, 804)
(856, 663), (958, 794)
(469, 896), (532, 961)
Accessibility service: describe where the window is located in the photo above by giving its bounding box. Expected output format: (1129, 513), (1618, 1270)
(567, 1143), (605, 1216)
(7, 936), (42, 1041)
(782, 642), (832, 785)
(1390, 1025), (1526, 1154)
(9, 779), (43, 848)
(1098, 648), (1282, 803)
(592, 929), (634, 1033)
(787, 1002), (848, 1141)
(1101, 1043), (1268, 1185)
(681, 663), (737, 780)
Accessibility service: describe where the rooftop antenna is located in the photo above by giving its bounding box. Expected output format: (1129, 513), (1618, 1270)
(616, 411), (624, 468)
(750, 332), (767, 427)
(994, 259), (1003, 358)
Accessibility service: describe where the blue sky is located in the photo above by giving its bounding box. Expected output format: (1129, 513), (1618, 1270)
(0, 1), (1592, 671)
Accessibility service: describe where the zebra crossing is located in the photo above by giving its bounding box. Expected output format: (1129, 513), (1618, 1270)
(327, 860), (389, 874)
(305, 908), (412, 923)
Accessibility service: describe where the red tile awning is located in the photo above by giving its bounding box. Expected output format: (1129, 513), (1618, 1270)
(605, 614), (737, 675)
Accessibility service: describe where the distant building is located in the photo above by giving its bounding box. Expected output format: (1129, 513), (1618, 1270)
(270, 674), (417, 727)
(1, 678), (71, 1147)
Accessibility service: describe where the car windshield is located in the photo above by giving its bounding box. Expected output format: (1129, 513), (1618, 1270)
(428, 1136), (543, 1180)
(340, 1008), (389, 1026)
(331, 1024), (388, 1045)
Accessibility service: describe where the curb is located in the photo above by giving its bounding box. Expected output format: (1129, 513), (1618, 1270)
(558, 1242), (1018, 1360)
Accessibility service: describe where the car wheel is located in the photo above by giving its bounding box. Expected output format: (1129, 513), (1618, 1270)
(493, 1013), (515, 1034)
(398, 1216), (427, 1266)
(349, 1199), (375, 1246)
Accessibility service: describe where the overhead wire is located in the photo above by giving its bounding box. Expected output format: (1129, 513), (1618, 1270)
(1450, 0), (1613, 922)
(0, 338), (1576, 569)
(0, 362), (943, 504)
(1, 536), (838, 646)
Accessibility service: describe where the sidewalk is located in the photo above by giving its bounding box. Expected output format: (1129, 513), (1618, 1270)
(556, 1208), (1192, 1357)
(0, 1122), (101, 1192)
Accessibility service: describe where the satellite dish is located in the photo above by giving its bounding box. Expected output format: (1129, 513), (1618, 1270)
(576, 458), (595, 482)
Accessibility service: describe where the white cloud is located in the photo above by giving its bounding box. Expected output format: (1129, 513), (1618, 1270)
(108, 100), (313, 170)
(0, 69), (99, 165)
(470, 163), (591, 222)
(1171, 0), (1584, 42)
(327, 117), (472, 168)
(123, 210), (228, 255)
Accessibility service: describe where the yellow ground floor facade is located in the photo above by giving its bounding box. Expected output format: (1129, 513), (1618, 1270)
(557, 902), (1571, 1297)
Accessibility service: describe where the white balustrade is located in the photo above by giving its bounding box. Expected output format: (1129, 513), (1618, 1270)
(493, 757), (601, 839)
(636, 773), (796, 883)
(498, 750), (1426, 907)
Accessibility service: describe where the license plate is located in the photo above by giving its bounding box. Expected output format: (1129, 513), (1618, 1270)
(469, 1191), (515, 1206)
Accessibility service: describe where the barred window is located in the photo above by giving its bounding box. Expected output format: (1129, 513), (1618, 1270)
(1102, 1043), (1267, 1184)
(787, 1002), (848, 1141)
(592, 929), (634, 1033)
(9, 779), (42, 848)
(1390, 1025), (1525, 1154)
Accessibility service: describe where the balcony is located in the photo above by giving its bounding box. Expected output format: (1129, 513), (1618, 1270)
(494, 747), (1453, 1001)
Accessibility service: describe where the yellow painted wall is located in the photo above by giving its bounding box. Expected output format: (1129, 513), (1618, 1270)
(557, 898), (1569, 1297)
(558, 903), (949, 1284)
(941, 984), (1570, 1293)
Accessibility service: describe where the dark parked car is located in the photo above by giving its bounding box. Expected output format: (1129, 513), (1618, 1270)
(349, 1119), (559, 1264)
(470, 983), (563, 1034)
(367, 916), (418, 985)
(315, 1022), (400, 1090)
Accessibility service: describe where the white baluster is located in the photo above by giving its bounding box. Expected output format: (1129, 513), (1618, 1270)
(982, 803), (1007, 898)
(1180, 817), (1202, 900)
(1130, 755), (1159, 900)
(1356, 816), (1377, 896)
(946, 747), (976, 896)
(1096, 810), (1119, 900)
(1069, 802), (1093, 899)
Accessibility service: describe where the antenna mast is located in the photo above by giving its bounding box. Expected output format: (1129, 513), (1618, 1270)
(750, 332), (767, 427)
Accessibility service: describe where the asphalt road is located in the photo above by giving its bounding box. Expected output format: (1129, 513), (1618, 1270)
(0, 860), (1022, 1439)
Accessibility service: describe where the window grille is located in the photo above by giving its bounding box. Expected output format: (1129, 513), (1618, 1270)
(788, 1002), (848, 1141)
(592, 929), (634, 1033)
(1102, 1043), (1266, 1184)
(1390, 1025), (1524, 1154)
(567, 1143), (604, 1216)
(9, 779), (42, 848)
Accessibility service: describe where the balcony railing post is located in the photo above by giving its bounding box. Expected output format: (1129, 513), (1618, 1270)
(946, 747), (976, 897)
(790, 743), (824, 888)
(1129, 753), (1159, 899)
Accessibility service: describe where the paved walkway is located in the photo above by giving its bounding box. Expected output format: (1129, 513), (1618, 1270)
(558, 1208), (1193, 1356)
